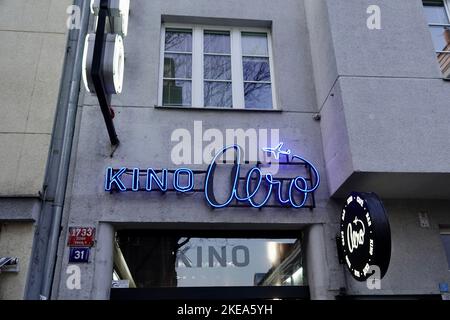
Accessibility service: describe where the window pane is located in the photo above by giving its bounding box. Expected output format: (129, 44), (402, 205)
(243, 57), (271, 82)
(204, 81), (232, 107)
(244, 83), (273, 109)
(164, 53), (192, 79)
(163, 80), (191, 106)
(204, 55), (231, 80)
(116, 234), (305, 288)
(441, 234), (450, 269)
(165, 29), (192, 52)
(424, 2), (449, 24)
(429, 26), (450, 51)
(242, 32), (269, 56)
(204, 31), (231, 54)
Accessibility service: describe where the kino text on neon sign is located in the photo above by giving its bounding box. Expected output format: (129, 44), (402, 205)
(105, 144), (320, 209)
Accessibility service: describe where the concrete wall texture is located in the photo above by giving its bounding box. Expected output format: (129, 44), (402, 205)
(0, 0), (70, 196)
(0, 223), (35, 300)
(23, 0), (450, 299)
(0, 0), (71, 299)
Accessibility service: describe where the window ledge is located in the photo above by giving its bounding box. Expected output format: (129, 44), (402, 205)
(154, 105), (282, 112)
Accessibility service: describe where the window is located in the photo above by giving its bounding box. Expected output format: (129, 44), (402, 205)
(423, 0), (450, 75)
(441, 228), (450, 270)
(242, 33), (273, 109)
(204, 30), (233, 107)
(163, 29), (192, 106)
(160, 25), (276, 109)
(115, 231), (305, 288)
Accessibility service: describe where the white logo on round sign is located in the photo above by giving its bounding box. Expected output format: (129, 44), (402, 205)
(347, 217), (365, 253)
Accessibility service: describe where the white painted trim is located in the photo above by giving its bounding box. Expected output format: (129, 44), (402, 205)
(231, 28), (245, 109)
(158, 25), (166, 106)
(164, 51), (192, 55)
(192, 26), (203, 107)
(267, 30), (279, 110)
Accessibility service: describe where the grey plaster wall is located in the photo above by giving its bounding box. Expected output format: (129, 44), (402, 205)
(326, 0), (441, 79)
(323, 76), (450, 198)
(304, 0), (338, 110)
(344, 200), (450, 296)
(308, 0), (450, 197)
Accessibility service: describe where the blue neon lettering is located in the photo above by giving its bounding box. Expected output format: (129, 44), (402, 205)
(132, 168), (139, 191)
(245, 169), (273, 208)
(204, 145), (241, 208)
(105, 167), (127, 191)
(291, 155), (320, 192)
(289, 177), (308, 208)
(204, 145), (320, 209)
(146, 169), (168, 192)
(105, 143), (320, 209)
(174, 168), (194, 192)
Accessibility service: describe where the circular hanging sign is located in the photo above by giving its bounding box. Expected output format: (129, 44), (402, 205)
(339, 192), (391, 282)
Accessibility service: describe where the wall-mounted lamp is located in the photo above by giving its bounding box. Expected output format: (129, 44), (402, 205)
(82, 33), (125, 94)
(82, 0), (130, 146)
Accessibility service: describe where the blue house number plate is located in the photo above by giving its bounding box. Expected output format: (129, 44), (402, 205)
(69, 247), (90, 263)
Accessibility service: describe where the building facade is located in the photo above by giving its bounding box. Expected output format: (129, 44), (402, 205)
(51, 0), (450, 300)
(2, 0), (450, 300)
(0, 0), (72, 300)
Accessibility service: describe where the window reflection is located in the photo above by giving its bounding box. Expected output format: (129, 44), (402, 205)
(204, 82), (232, 108)
(164, 54), (192, 79)
(204, 31), (232, 107)
(242, 33), (269, 56)
(244, 83), (273, 109)
(163, 29), (192, 106)
(116, 234), (304, 288)
(165, 30), (192, 52)
(241, 32), (273, 109)
(243, 57), (271, 82)
(163, 80), (191, 106)
(204, 31), (231, 54)
(204, 56), (232, 80)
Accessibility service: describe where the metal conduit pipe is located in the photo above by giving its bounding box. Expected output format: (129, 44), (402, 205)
(35, 0), (90, 299)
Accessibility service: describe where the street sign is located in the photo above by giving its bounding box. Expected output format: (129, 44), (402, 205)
(69, 247), (90, 263)
(67, 227), (96, 247)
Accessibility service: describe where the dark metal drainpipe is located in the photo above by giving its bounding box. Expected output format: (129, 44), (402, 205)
(25, 0), (90, 300)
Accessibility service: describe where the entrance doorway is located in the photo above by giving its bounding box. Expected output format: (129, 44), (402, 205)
(110, 230), (310, 300)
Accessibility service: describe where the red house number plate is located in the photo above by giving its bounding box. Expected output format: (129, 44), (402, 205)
(67, 227), (96, 247)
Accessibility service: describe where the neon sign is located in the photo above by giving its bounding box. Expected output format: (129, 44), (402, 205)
(105, 144), (320, 209)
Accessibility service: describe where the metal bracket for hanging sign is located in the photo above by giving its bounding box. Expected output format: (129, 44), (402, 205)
(336, 236), (345, 264)
(91, 0), (120, 146)
(0, 257), (19, 273)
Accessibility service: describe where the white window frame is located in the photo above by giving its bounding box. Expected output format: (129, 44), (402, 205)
(158, 23), (278, 110)
(424, 0), (450, 53)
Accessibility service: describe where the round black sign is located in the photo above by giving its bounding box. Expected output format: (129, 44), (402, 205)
(339, 192), (391, 282)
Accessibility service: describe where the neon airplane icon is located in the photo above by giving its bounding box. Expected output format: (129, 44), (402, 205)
(262, 142), (292, 160)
